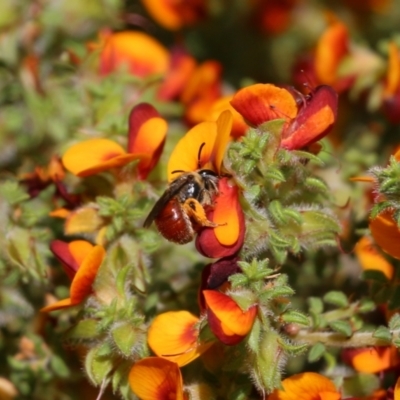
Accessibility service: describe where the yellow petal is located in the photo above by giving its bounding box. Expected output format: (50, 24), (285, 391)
(351, 346), (400, 373)
(203, 291), (257, 336)
(167, 122), (217, 181)
(394, 376), (400, 400)
(40, 297), (73, 312)
(141, 0), (183, 30)
(314, 22), (349, 85)
(213, 110), (233, 174)
(132, 117), (167, 178)
(99, 31), (170, 76)
(62, 138), (141, 177)
(268, 372), (340, 400)
(370, 211), (400, 260)
(129, 357), (184, 400)
(354, 236), (393, 279)
(49, 208), (71, 218)
(68, 240), (94, 267)
(385, 42), (400, 97)
(148, 311), (211, 367)
(70, 245), (106, 304)
(213, 178), (242, 246)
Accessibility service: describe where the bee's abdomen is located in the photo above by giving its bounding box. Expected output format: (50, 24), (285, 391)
(155, 198), (194, 244)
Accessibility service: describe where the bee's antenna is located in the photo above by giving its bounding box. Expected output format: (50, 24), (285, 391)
(171, 169), (185, 174)
(197, 142), (206, 169)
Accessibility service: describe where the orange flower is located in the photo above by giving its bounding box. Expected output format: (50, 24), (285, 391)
(203, 290), (257, 345)
(343, 346), (400, 373)
(231, 83), (338, 151)
(129, 357), (187, 400)
(20, 156), (80, 206)
(206, 95), (248, 138)
(179, 60), (223, 125)
(97, 31), (169, 77)
(141, 0), (207, 30)
(62, 103), (167, 179)
(166, 110), (245, 254)
(41, 245), (105, 312)
(369, 210), (400, 260)
(147, 311), (214, 367)
(314, 21), (350, 87)
(195, 178), (245, 258)
(354, 236), (394, 280)
(50, 240), (94, 280)
(395, 377), (400, 400)
(157, 47), (197, 101)
(252, 0), (297, 35)
(199, 256), (241, 311)
(382, 42), (400, 124)
(268, 372), (341, 400)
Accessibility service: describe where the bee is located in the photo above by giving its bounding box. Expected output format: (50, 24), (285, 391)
(143, 144), (220, 244)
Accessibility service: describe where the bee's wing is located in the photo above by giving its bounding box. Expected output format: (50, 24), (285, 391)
(143, 176), (189, 227)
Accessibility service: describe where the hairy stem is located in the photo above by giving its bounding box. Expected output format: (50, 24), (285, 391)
(293, 329), (400, 347)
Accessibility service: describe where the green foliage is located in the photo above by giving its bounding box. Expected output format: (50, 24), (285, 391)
(1, 0), (400, 399)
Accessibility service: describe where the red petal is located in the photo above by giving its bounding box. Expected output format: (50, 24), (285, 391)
(157, 47), (197, 101)
(204, 290), (257, 345)
(196, 179), (245, 258)
(282, 85), (338, 150)
(50, 240), (94, 280)
(127, 103), (167, 179)
(50, 240), (79, 280)
(207, 307), (245, 345)
(198, 257), (240, 311)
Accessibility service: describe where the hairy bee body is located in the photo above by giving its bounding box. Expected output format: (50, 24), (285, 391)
(144, 170), (219, 244)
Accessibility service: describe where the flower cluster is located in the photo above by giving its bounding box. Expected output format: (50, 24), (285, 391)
(4, 1), (400, 399)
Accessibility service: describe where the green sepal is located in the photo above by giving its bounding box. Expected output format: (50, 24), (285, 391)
(388, 285), (400, 310)
(111, 361), (132, 395)
(369, 201), (392, 220)
(259, 285), (295, 302)
(263, 167), (286, 183)
(50, 355), (70, 378)
(304, 176), (328, 192)
(358, 298), (376, 313)
(342, 373), (380, 398)
(85, 345), (114, 386)
(389, 313), (400, 330)
(323, 291), (349, 308)
(268, 231), (292, 248)
(65, 319), (99, 341)
(308, 342), (326, 362)
(362, 269), (388, 283)
(0, 180), (30, 205)
(308, 297), (324, 314)
(277, 337), (308, 356)
(247, 317), (262, 353)
(281, 310), (310, 326)
(291, 150), (325, 166)
(252, 330), (285, 394)
(97, 341), (114, 357)
(328, 320), (353, 337)
(111, 322), (138, 357)
(372, 325), (392, 343)
(115, 264), (131, 298)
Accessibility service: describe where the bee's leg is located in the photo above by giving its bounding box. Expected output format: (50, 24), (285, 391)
(182, 198), (218, 228)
